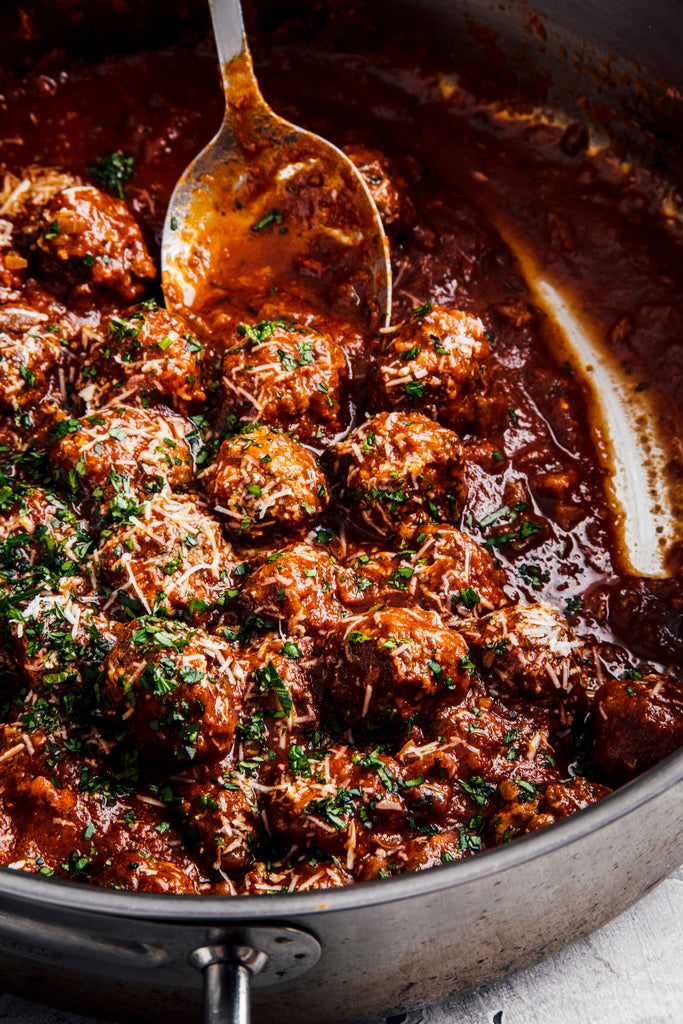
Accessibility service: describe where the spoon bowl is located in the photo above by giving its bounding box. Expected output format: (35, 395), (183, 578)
(161, 0), (391, 335)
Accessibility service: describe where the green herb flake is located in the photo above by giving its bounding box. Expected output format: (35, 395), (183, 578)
(404, 380), (425, 402)
(458, 587), (481, 609)
(458, 776), (496, 806)
(251, 209), (283, 233)
(88, 151), (135, 199)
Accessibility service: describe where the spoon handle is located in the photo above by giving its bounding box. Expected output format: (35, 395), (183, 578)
(209, 0), (248, 70)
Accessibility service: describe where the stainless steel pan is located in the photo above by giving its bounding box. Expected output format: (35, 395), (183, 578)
(0, 1), (681, 1021)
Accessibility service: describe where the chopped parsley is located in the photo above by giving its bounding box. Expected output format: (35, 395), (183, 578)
(250, 209), (283, 232)
(404, 380), (425, 402)
(88, 151), (135, 199)
(253, 660), (293, 716)
(458, 776), (497, 806)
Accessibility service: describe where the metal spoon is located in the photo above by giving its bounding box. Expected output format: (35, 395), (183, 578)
(161, 0), (391, 334)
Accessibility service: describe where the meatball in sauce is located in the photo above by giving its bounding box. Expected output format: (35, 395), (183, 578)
(0, 7), (680, 897)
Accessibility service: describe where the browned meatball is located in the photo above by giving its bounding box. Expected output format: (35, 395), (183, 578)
(202, 424), (328, 540)
(51, 404), (194, 506)
(458, 602), (588, 702)
(37, 185), (155, 301)
(357, 829), (465, 879)
(361, 523), (508, 621)
(238, 541), (345, 635)
(14, 588), (115, 694)
(540, 776), (612, 820)
(326, 606), (471, 724)
(97, 493), (236, 620)
(367, 304), (492, 432)
(238, 636), (322, 754)
(220, 318), (348, 442)
(0, 484), (91, 569)
(592, 675), (683, 777)
(177, 773), (260, 873)
(430, 688), (565, 788)
(241, 859), (353, 893)
(327, 411), (467, 537)
(0, 327), (62, 413)
(491, 775), (610, 845)
(102, 618), (246, 764)
(335, 525), (507, 621)
(342, 144), (415, 233)
(94, 852), (201, 893)
(82, 301), (206, 409)
(262, 745), (408, 868)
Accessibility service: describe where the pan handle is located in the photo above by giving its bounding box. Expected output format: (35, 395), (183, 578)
(204, 960), (252, 1024)
(190, 927), (321, 1024)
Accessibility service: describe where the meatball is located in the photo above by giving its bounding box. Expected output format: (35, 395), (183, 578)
(219, 318), (348, 442)
(372, 523), (508, 620)
(177, 773), (260, 873)
(238, 636), (322, 754)
(238, 541), (345, 635)
(202, 424), (328, 540)
(241, 859), (353, 893)
(37, 185), (155, 301)
(95, 852), (201, 893)
(430, 687), (565, 787)
(82, 301), (206, 409)
(0, 327), (62, 413)
(491, 775), (610, 845)
(14, 588), (116, 696)
(102, 618), (247, 764)
(356, 829), (468, 879)
(51, 404), (194, 507)
(326, 606), (471, 725)
(342, 144), (415, 233)
(262, 746), (408, 868)
(97, 493), (237, 620)
(0, 483), (91, 571)
(592, 675), (683, 777)
(327, 411), (467, 537)
(540, 776), (612, 820)
(458, 602), (588, 702)
(367, 304), (492, 432)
